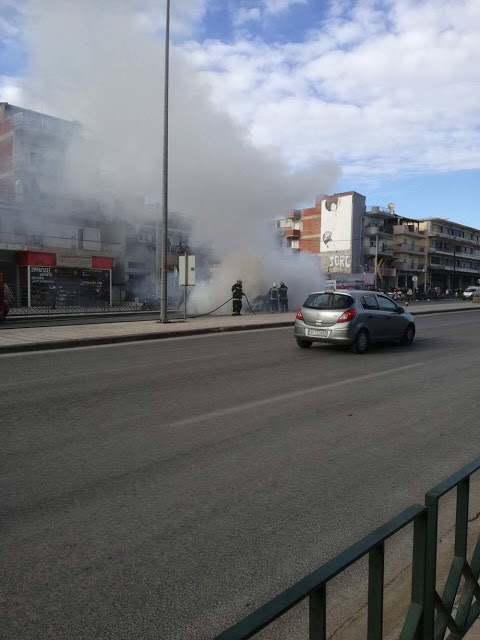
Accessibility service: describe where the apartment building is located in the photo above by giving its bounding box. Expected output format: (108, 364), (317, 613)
(419, 218), (480, 290)
(363, 206), (397, 289)
(0, 103), (118, 306)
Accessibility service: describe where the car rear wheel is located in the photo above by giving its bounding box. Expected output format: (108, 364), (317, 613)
(351, 329), (369, 354)
(296, 339), (312, 349)
(400, 323), (415, 346)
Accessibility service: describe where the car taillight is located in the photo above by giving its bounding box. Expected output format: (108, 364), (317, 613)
(296, 309), (304, 321)
(337, 309), (357, 323)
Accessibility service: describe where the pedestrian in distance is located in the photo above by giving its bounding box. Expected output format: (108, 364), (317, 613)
(278, 281), (289, 312)
(268, 282), (279, 313)
(231, 279), (244, 315)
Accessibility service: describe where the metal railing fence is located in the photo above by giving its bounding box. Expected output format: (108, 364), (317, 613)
(7, 301), (181, 317)
(424, 456), (480, 639)
(214, 457), (480, 640)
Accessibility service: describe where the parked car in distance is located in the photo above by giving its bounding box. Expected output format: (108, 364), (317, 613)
(294, 290), (415, 354)
(462, 286), (480, 299)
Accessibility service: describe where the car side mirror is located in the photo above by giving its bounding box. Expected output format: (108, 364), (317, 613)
(397, 306), (404, 314)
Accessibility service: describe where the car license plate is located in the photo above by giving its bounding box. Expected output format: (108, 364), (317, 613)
(306, 329), (329, 337)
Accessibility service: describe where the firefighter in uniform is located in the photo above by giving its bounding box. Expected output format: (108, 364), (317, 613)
(278, 281), (289, 312)
(268, 283), (279, 313)
(231, 279), (244, 315)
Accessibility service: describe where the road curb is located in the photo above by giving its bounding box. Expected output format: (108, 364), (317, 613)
(0, 320), (294, 354)
(409, 304), (480, 315)
(0, 305), (478, 354)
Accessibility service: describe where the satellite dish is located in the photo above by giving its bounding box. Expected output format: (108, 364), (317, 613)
(387, 202), (395, 211)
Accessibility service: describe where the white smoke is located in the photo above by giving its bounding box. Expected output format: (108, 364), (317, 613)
(21, 0), (341, 312)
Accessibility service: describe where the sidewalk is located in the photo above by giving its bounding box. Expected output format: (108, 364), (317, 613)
(0, 301), (478, 354)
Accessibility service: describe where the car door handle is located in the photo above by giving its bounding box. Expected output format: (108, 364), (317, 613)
(368, 314), (374, 318)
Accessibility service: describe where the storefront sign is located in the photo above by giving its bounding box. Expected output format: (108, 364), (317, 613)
(56, 254), (92, 269)
(28, 266), (110, 307)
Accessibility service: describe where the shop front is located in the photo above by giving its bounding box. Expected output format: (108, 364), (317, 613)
(17, 252), (112, 307)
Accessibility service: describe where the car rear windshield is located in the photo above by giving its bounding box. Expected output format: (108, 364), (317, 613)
(303, 293), (354, 310)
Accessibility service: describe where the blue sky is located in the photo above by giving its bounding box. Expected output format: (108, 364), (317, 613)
(1, 0), (480, 227)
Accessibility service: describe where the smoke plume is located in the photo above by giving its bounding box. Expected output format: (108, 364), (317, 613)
(21, 0), (341, 311)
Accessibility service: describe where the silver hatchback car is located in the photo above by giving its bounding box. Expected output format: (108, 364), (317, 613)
(294, 290), (415, 353)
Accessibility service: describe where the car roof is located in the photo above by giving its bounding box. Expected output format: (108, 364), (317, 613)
(308, 290), (387, 296)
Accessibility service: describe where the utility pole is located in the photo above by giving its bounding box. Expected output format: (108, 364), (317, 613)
(373, 235), (379, 289)
(160, 0), (170, 323)
(155, 204), (160, 299)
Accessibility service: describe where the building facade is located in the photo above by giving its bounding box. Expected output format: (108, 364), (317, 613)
(277, 191), (480, 292)
(419, 218), (480, 290)
(0, 103), (195, 306)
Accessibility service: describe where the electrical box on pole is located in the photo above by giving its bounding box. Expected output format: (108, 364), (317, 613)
(179, 255), (195, 286)
(179, 255), (195, 320)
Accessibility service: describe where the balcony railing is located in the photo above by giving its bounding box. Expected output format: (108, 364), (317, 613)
(12, 111), (80, 137)
(12, 153), (63, 176)
(0, 191), (15, 204)
(364, 225), (394, 236)
(396, 243), (426, 254)
(0, 231), (120, 254)
(393, 225), (426, 237)
(364, 244), (394, 256)
(395, 261), (425, 271)
(284, 228), (300, 238)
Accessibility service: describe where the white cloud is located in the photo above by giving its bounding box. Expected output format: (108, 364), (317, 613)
(263, 0), (308, 13)
(234, 7), (261, 27)
(183, 0), (480, 181)
(0, 75), (22, 103)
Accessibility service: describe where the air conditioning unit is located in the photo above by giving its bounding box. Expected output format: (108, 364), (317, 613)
(371, 206), (380, 213)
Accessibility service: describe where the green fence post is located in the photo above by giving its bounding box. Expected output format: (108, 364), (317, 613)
(368, 542), (385, 640)
(309, 584), (326, 640)
(424, 494), (438, 640)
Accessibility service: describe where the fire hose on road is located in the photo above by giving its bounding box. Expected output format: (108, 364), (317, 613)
(190, 293), (256, 318)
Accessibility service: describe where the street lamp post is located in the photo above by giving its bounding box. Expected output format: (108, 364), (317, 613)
(160, 0), (171, 323)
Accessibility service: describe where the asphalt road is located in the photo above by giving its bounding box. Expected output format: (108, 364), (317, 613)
(1, 310), (480, 639)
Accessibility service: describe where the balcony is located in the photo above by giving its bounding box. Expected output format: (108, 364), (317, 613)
(395, 243), (426, 254)
(284, 228), (300, 238)
(364, 265), (397, 276)
(364, 225), (394, 237)
(0, 231), (120, 255)
(363, 244), (394, 257)
(12, 111), (80, 137)
(429, 263), (480, 273)
(431, 244), (480, 257)
(395, 261), (425, 271)
(0, 191), (15, 204)
(428, 229), (479, 245)
(393, 225), (426, 237)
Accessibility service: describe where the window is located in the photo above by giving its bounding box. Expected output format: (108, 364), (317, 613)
(362, 294), (378, 310)
(303, 293), (353, 310)
(377, 296), (398, 312)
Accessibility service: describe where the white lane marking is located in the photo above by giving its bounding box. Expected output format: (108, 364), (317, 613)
(168, 362), (425, 428)
(0, 353), (229, 387)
